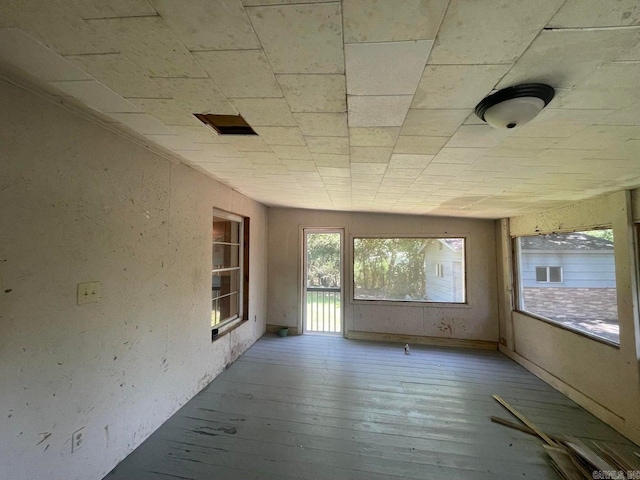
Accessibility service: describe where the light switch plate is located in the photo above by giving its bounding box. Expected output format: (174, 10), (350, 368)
(77, 282), (101, 305)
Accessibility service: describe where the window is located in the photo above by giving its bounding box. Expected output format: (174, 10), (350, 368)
(211, 209), (248, 334)
(353, 237), (466, 303)
(515, 229), (618, 344)
(535, 266), (562, 283)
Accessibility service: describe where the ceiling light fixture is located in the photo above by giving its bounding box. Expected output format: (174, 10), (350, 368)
(475, 83), (555, 129)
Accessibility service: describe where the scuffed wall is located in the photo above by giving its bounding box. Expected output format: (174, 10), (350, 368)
(267, 208), (499, 341)
(499, 191), (640, 444)
(0, 78), (267, 480)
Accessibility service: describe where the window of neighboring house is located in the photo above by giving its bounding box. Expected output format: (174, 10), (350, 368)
(535, 266), (563, 283)
(353, 237), (466, 303)
(211, 209), (249, 336)
(514, 228), (618, 345)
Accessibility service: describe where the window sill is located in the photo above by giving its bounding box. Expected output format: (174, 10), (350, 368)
(351, 299), (471, 309)
(212, 317), (247, 342)
(515, 309), (620, 348)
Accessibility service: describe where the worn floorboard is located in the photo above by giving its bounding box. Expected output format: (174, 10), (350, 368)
(104, 334), (637, 479)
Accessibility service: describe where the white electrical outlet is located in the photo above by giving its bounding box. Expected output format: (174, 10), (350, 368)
(72, 427), (84, 453)
(77, 282), (101, 305)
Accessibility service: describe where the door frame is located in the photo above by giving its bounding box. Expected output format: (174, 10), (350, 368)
(300, 227), (345, 336)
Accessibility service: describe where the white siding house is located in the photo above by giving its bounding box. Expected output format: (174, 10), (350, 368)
(422, 239), (465, 303)
(519, 233), (615, 288)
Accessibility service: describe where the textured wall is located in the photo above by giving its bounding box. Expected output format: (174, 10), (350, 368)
(267, 208), (499, 341)
(0, 78), (267, 480)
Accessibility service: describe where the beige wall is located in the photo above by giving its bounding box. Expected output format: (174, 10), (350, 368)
(499, 191), (640, 444)
(0, 78), (268, 480)
(267, 208), (499, 341)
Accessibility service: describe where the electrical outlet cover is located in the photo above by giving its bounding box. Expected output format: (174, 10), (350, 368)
(72, 427), (84, 453)
(77, 282), (101, 305)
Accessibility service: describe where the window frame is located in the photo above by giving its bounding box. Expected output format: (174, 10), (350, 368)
(350, 235), (469, 307)
(535, 266), (563, 283)
(512, 228), (619, 347)
(211, 208), (247, 338)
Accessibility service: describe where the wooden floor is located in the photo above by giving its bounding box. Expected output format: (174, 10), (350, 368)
(105, 334), (637, 480)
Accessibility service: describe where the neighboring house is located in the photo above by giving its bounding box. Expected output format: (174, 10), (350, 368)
(422, 238), (465, 303)
(519, 233), (615, 288)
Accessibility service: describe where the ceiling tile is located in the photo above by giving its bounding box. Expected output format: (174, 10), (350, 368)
(496, 28), (640, 90)
(394, 136), (447, 154)
(305, 136), (349, 154)
(412, 64), (511, 109)
(446, 125), (510, 148)
(429, 0), (564, 64)
(231, 98), (296, 126)
(281, 160), (317, 172)
(349, 127), (400, 147)
(271, 145), (312, 160)
(401, 109), (469, 137)
(0, 2), (115, 55)
(51, 80), (142, 113)
(254, 126), (306, 145)
(153, 78), (236, 116)
(432, 148), (487, 165)
(193, 50), (281, 99)
(243, 151), (281, 164)
(317, 167), (350, 178)
(350, 146), (393, 163)
(277, 74), (346, 112)
(348, 96), (412, 127)
(246, 3), (344, 73)
(294, 113), (348, 137)
(351, 163), (391, 175)
(170, 125), (225, 144)
(150, 0), (260, 50)
(196, 143), (244, 157)
(227, 136), (272, 152)
(389, 154), (434, 169)
(87, 16), (206, 78)
(63, 0), (157, 19)
(0, 28), (92, 81)
(108, 113), (176, 135)
(343, 0), (448, 42)
(548, 0), (640, 27)
(128, 98), (201, 126)
(558, 63), (640, 110)
(345, 41), (433, 95)
(312, 154), (350, 167)
(66, 53), (166, 98)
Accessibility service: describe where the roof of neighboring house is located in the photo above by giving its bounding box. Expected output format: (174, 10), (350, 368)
(521, 233), (613, 250)
(440, 238), (464, 251)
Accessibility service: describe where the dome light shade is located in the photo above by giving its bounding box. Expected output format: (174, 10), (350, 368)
(475, 84), (554, 129)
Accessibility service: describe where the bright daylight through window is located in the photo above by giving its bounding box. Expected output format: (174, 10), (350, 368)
(211, 210), (243, 330)
(353, 238), (466, 303)
(515, 229), (618, 344)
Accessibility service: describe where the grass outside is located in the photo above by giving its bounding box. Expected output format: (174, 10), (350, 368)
(306, 291), (341, 333)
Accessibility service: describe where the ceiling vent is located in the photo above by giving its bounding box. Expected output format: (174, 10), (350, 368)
(193, 113), (257, 135)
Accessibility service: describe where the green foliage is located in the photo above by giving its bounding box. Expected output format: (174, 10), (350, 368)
(581, 228), (614, 242)
(353, 238), (426, 300)
(306, 233), (341, 287)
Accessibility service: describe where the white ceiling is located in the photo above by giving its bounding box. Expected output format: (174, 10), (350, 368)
(1, 0), (640, 219)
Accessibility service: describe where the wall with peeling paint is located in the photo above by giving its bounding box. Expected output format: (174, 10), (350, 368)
(0, 79), (268, 480)
(498, 190), (640, 444)
(267, 208), (498, 341)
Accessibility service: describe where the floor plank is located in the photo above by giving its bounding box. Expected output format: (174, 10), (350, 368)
(104, 335), (637, 479)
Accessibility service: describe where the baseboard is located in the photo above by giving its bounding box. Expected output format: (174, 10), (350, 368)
(347, 330), (498, 350)
(499, 345), (640, 447)
(266, 324), (299, 335)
